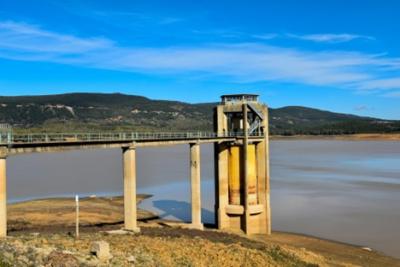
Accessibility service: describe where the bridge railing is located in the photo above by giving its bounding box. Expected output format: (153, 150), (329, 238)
(0, 132), (12, 145)
(0, 124), (12, 145)
(0, 131), (264, 145)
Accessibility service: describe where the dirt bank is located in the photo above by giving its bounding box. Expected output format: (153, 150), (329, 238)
(8, 195), (156, 232)
(3, 196), (399, 266)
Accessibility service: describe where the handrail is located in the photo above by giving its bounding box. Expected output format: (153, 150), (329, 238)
(0, 123), (12, 130)
(0, 131), (264, 145)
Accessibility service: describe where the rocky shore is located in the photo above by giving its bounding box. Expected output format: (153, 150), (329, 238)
(1, 196), (399, 267)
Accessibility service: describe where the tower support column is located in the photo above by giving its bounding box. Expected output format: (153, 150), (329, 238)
(0, 148), (7, 238)
(123, 144), (140, 233)
(264, 106), (272, 235)
(242, 103), (251, 234)
(189, 143), (203, 230)
(216, 143), (229, 229)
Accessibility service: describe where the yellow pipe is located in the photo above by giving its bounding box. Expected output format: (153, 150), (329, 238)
(228, 146), (241, 205)
(247, 144), (258, 205)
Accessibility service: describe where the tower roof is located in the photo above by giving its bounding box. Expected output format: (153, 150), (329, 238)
(221, 94), (259, 103)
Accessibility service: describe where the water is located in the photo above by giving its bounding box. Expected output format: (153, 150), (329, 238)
(6, 140), (400, 258)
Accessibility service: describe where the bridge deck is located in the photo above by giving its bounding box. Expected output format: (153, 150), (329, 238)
(0, 132), (264, 155)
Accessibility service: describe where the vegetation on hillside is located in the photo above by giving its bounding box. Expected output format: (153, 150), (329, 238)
(0, 93), (399, 135)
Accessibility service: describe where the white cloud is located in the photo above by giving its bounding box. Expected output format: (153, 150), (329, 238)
(286, 33), (374, 43)
(251, 33), (278, 40)
(0, 21), (399, 95)
(356, 78), (400, 91)
(0, 21), (112, 54)
(251, 33), (374, 43)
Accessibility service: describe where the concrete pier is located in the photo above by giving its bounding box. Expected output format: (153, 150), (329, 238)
(214, 94), (271, 235)
(123, 145), (140, 233)
(243, 103), (251, 234)
(189, 143), (203, 230)
(264, 106), (272, 235)
(228, 146), (241, 205)
(216, 143), (230, 230)
(0, 149), (6, 238)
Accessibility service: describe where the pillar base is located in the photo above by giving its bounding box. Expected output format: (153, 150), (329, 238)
(123, 227), (141, 234)
(186, 223), (204, 230)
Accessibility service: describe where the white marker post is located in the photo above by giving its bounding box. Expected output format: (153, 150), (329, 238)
(75, 195), (79, 238)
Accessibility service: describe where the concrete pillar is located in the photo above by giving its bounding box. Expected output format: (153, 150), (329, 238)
(189, 143), (203, 230)
(264, 106), (272, 235)
(242, 103), (251, 234)
(228, 146), (241, 205)
(0, 149), (7, 238)
(215, 105), (228, 136)
(216, 143), (230, 229)
(256, 141), (268, 234)
(247, 144), (258, 206)
(123, 145), (140, 233)
(214, 104), (230, 229)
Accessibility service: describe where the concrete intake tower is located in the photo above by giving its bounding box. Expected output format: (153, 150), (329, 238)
(214, 94), (271, 235)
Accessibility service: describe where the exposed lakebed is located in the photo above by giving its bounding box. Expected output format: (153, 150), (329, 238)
(7, 140), (400, 257)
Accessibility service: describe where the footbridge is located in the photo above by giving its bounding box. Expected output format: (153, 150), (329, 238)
(0, 131), (261, 154)
(0, 94), (271, 237)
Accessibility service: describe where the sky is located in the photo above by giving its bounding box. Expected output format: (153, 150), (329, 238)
(0, 0), (399, 119)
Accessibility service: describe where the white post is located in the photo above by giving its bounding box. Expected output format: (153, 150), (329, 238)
(0, 155), (6, 237)
(75, 195), (79, 238)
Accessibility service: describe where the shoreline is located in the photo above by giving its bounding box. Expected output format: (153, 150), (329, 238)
(271, 133), (400, 141)
(5, 196), (400, 265)
(5, 195), (396, 250)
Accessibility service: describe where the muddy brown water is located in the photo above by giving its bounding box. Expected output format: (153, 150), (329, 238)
(6, 140), (400, 258)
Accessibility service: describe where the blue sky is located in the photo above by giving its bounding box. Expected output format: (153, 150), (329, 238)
(0, 0), (399, 119)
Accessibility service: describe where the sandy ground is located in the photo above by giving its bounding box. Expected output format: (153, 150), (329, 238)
(8, 195), (156, 231)
(5, 196), (400, 267)
(258, 232), (400, 267)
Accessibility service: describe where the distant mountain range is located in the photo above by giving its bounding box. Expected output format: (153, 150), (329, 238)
(0, 93), (399, 135)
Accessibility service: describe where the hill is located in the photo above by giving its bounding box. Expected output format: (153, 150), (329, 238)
(0, 93), (399, 135)
(269, 106), (400, 135)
